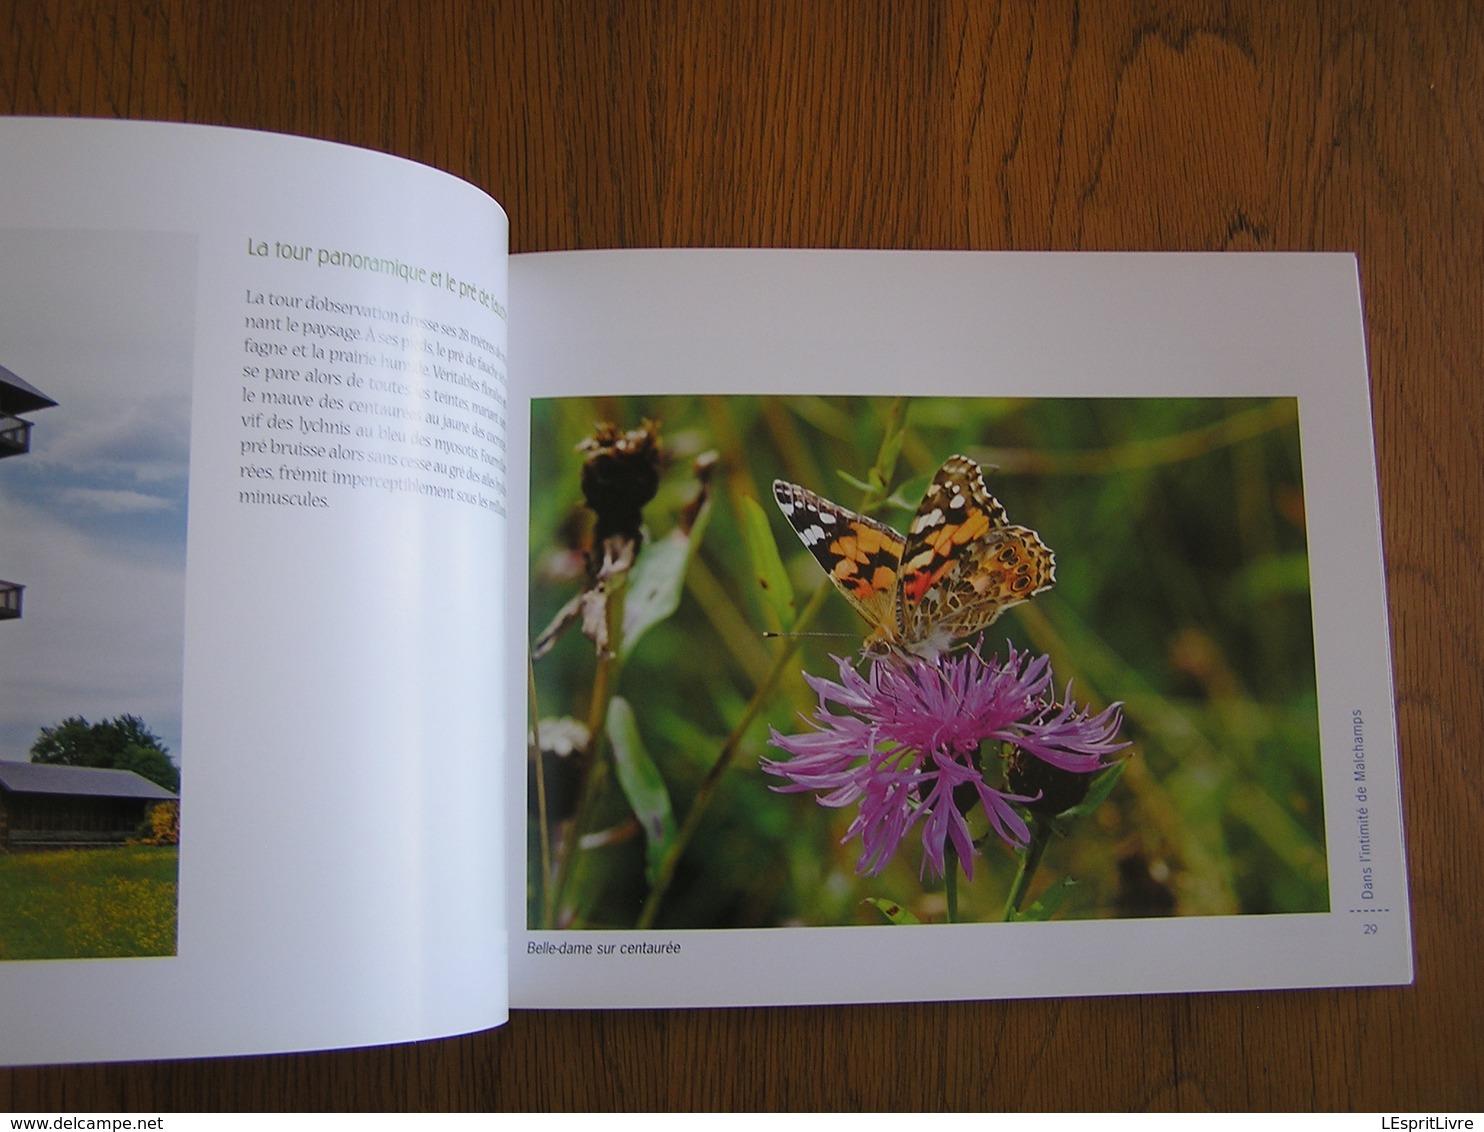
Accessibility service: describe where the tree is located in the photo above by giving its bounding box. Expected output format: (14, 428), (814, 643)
(30, 714), (179, 793)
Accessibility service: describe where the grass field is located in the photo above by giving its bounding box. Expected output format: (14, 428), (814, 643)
(0, 846), (178, 960)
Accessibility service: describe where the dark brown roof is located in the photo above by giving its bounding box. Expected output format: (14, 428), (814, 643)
(0, 364), (58, 414)
(0, 760), (176, 800)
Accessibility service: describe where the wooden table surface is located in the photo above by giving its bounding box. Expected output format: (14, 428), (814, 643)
(2, 0), (1480, 1112)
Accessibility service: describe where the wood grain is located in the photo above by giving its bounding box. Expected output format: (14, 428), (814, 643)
(2, 0), (1480, 1111)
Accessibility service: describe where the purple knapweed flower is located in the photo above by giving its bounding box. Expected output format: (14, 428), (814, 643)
(764, 642), (1127, 880)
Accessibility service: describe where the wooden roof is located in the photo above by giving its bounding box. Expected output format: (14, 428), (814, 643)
(0, 364), (58, 415)
(0, 759), (176, 800)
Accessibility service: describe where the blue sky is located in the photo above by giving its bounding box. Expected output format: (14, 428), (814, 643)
(0, 228), (194, 762)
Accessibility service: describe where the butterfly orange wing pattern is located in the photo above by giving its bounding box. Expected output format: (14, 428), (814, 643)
(772, 454), (1055, 656)
(895, 454), (1056, 652)
(771, 478), (906, 638)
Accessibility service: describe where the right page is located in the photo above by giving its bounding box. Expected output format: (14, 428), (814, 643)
(506, 250), (1410, 1007)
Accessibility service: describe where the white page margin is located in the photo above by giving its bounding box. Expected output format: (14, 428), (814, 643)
(506, 249), (1411, 1008)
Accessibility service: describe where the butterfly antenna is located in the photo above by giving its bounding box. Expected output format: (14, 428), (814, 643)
(762, 630), (856, 640)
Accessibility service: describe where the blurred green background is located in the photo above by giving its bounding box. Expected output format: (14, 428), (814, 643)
(528, 395), (1326, 929)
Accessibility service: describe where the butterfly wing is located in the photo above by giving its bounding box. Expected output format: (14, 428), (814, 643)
(772, 479), (906, 638)
(896, 455), (1056, 648)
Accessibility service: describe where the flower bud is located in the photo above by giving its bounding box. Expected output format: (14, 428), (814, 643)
(1003, 742), (1092, 816)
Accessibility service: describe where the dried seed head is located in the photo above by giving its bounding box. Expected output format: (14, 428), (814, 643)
(578, 421), (663, 544)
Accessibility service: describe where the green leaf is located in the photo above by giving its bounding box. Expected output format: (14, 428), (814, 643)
(1234, 552), (1313, 601)
(740, 495), (795, 632)
(1012, 877), (1077, 922)
(621, 485), (713, 658)
(1062, 759), (1129, 820)
(606, 697), (676, 887)
(863, 896), (921, 925)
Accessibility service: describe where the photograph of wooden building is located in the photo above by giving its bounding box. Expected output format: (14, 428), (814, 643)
(0, 232), (189, 960)
(0, 760), (177, 850)
(0, 361), (58, 621)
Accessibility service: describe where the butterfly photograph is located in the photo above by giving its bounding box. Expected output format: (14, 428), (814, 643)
(527, 394), (1325, 930)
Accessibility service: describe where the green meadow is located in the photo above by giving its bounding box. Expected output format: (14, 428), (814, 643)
(0, 846), (178, 960)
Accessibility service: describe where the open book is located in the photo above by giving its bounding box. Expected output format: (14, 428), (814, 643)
(0, 119), (1411, 1066)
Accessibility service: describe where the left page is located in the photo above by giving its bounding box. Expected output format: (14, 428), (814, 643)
(0, 118), (509, 1065)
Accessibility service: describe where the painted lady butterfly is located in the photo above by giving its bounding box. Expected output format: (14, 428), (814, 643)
(772, 454), (1055, 657)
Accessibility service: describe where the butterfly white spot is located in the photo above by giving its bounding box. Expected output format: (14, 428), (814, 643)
(912, 507), (944, 532)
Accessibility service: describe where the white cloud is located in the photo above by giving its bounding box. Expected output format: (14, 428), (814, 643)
(33, 389), (191, 487)
(0, 491), (185, 759)
(0, 229), (194, 761)
(56, 487), (176, 514)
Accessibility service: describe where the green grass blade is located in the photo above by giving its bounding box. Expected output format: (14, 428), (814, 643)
(606, 696), (677, 887)
(740, 494), (796, 632)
